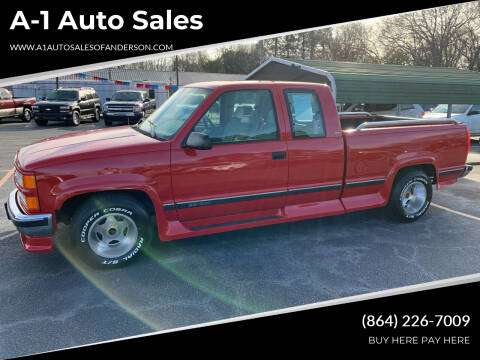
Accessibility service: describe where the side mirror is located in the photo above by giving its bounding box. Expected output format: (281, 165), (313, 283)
(106, 98), (111, 102)
(41, 97), (45, 101)
(184, 132), (212, 150)
(144, 98), (150, 102)
(80, 96), (87, 101)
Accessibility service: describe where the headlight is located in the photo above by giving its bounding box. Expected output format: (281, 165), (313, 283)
(32, 105), (39, 111)
(103, 105), (109, 112)
(59, 105), (71, 112)
(133, 105), (141, 112)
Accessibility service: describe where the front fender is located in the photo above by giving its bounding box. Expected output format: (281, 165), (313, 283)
(52, 174), (163, 211)
(50, 173), (175, 241)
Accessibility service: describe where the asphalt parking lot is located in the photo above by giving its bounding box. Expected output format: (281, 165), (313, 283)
(1, 118), (480, 358)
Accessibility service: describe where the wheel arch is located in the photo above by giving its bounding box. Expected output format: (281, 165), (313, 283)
(56, 189), (157, 225)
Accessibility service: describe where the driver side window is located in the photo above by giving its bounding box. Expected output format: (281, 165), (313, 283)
(192, 89), (279, 144)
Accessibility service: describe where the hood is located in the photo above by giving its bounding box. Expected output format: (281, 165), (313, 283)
(17, 126), (168, 171)
(35, 100), (78, 107)
(105, 101), (142, 106)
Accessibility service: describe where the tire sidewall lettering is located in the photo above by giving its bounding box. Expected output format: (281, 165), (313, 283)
(400, 176), (431, 219)
(79, 206), (142, 264)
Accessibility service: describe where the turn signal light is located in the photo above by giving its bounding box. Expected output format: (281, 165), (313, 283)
(23, 175), (37, 189)
(25, 196), (40, 210)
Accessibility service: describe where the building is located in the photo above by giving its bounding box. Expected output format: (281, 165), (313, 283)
(246, 57), (480, 117)
(11, 69), (245, 106)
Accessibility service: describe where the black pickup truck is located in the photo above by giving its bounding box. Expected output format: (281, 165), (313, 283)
(102, 90), (156, 126)
(33, 87), (101, 126)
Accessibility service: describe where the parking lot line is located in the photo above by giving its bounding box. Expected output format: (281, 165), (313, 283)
(0, 168), (14, 188)
(431, 203), (480, 222)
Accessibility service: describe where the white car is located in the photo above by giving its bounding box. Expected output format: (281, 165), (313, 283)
(424, 104), (480, 137)
(343, 103), (425, 118)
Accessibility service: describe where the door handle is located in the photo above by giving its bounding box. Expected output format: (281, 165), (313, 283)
(272, 151), (287, 160)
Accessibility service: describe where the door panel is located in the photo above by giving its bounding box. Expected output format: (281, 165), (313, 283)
(171, 88), (289, 222)
(171, 142), (288, 221)
(281, 88), (345, 206)
(467, 105), (480, 134)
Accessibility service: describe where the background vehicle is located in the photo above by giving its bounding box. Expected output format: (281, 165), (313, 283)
(32, 87), (101, 126)
(103, 90), (156, 126)
(0, 88), (36, 122)
(424, 104), (480, 136)
(344, 103), (425, 118)
(5, 81), (471, 268)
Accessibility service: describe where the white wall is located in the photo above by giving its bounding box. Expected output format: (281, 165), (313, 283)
(11, 80), (169, 107)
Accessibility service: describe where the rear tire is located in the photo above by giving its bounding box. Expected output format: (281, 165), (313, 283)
(92, 107), (100, 123)
(22, 108), (33, 122)
(71, 194), (153, 268)
(387, 170), (432, 222)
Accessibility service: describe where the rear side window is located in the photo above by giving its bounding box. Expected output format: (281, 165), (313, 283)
(193, 89), (279, 144)
(284, 89), (325, 138)
(400, 104), (414, 110)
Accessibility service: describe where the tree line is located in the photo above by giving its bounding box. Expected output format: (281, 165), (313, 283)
(119, 2), (480, 74)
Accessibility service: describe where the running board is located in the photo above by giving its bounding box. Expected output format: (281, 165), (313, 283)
(190, 216), (281, 231)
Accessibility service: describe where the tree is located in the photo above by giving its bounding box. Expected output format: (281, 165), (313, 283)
(377, 2), (479, 67)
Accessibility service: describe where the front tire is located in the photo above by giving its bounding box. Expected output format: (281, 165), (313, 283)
(387, 170), (432, 222)
(71, 194), (153, 268)
(70, 110), (80, 126)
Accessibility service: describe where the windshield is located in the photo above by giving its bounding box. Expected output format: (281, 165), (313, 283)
(46, 90), (78, 101)
(431, 104), (470, 114)
(112, 92), (142, 101)
(137, 87), (212, 140)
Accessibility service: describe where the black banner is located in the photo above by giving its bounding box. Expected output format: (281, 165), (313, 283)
(1, 1), (462, 79)
(25, 280), (479, 358)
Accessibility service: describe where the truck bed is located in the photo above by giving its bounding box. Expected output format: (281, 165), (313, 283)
(340, 118), (468, 211)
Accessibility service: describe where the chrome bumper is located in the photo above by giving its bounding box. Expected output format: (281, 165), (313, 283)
(460, 164), (473, 178)
(4, 190), (53, 237)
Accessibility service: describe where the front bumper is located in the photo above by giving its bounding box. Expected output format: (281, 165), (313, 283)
(34, 112), (72, 121)
(4, 190), (53, 237)
(103, 112), (143, 122)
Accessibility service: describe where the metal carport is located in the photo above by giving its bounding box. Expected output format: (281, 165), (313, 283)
(245, 57), (480, 115)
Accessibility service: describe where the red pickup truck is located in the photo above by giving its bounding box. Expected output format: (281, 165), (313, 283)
(0, 88), (36, 122)
(5, 81), (472, 267)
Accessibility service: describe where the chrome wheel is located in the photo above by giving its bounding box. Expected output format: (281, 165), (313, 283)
(23, 109), (32, 121)
(72, 112), (80, 125)
(87, 213), (138, 259)
(400, 181), (427, 215)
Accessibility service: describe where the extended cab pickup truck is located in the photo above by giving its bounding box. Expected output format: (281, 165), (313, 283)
(4, 81), (472, 267)
(0, 88), (36, 122)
